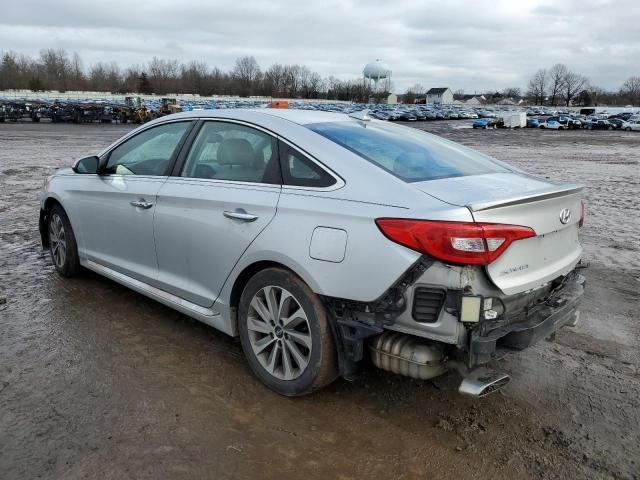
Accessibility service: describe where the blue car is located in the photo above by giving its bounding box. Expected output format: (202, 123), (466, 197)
(473, 118), (497, 129)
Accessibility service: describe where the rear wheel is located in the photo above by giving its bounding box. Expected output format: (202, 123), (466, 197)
(238, 268), (337, 396)
(625, 127), (631, 131)
(48, 205), (81, 277)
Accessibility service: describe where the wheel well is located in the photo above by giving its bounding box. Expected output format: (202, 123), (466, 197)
(40, 197), (63, 247)
(43, 197), (62, 213)
(229, 260), (295, 319)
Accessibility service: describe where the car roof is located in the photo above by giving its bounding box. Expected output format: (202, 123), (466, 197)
(159, 108), (351, 126)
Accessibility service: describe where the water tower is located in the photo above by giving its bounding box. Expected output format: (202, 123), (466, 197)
(363, 59), (392, 93)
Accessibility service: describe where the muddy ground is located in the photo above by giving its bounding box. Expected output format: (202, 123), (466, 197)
(0, 121), (638, 480)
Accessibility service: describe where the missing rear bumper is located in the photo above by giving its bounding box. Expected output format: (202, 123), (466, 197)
(469, 272), (585, 367)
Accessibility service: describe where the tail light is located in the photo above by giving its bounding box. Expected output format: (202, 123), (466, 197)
(579, 200), (585, 227)
(375, 219), (535, 266)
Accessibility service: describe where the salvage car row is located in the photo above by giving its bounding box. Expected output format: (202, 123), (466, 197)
(472, 113), (640, 131)
(2, 97), (638, 133)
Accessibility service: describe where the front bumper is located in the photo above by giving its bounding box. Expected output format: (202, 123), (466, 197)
(469, 271), (585, 367)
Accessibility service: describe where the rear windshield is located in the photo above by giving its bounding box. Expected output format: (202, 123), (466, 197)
(307, 121), (511, 182)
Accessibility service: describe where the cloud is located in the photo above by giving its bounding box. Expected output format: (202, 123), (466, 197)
(1, 0), (637, 92)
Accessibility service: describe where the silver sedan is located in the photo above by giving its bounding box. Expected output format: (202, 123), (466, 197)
(40, 109), (585, 397)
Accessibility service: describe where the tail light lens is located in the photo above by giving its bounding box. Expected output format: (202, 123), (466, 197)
(579, 200), (585, 227)
(375, 219), (535, 266)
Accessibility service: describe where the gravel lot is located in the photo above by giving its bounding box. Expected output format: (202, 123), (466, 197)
(0, 121), (638, 480)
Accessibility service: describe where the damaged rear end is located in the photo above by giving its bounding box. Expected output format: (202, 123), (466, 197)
(333, 173), (587, 397)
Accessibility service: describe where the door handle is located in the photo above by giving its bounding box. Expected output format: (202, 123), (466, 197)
(130, 199), (154, 209)
(223, 209), (259, 222)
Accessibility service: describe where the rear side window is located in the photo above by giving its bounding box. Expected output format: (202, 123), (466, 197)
(180, 121), (280, 184)
(307, 121), (511, 182)
(279, 142), (336, 188)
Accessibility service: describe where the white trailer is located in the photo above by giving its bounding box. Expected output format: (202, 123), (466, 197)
(501, 112), (526, 128)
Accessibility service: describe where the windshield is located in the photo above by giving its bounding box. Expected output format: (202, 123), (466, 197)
(307, 121), (512, 182)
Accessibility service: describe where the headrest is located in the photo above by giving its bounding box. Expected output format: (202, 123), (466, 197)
(217, 138), (256, 166)
(206, 133), (223, 144)
(393, 152), (425, 176)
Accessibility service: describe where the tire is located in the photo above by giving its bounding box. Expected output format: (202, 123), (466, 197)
(48, 204), (81, 277)
(238, 268), (337, 396)
(625, 127), (631, 131)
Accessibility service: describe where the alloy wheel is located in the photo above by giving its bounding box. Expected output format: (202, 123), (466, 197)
(49, 213), (67, 268)
(246, 286), (312, 380)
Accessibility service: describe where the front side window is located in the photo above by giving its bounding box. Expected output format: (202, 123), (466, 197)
(104, 122), (190, 175)
(307, 121), (512, 182)
(180, 121), (279, 184)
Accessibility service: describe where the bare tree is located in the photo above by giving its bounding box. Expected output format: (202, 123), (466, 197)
(620, 76), (640, 106)
(9, 49), (630, 106)
(283, 64), (302, 97)
(88, 62), (122, 92)
(148, 57), (180, 94)
(0, 52), (21, 89)
(264, 63), (286, 96)
(404, 87), (416, 104)
(561, 71), (588, 106)
(122, 65), (143, 92)
(39, 48), (72, 91)
(180, 61), (208, 95)
(232, 56), (261, 96)
(297, 65), (311, 98)
(527, 69), (547, 105)
(502, 87), (522, 98)
(209, 66), (230, 95)
(307, 71), (323, 98)
(69, 52), (86, 90)
(548, 63), (568, 106)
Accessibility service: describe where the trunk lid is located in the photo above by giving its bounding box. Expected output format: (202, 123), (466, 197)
(415, 173), (583, 295)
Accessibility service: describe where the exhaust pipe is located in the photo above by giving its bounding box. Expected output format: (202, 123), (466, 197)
(458, 368), (510, 397)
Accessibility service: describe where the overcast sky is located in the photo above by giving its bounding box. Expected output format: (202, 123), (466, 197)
(2, 0), (638, 93)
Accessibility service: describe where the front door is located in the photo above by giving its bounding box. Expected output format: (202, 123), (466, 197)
(73, 121), (192, 284)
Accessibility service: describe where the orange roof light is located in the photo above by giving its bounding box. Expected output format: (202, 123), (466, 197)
(270, 100), (289, 109)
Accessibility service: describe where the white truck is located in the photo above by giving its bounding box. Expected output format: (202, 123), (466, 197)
(500, 112), (526, 128)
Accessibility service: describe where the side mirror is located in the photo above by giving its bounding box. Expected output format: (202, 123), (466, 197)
(72, 156), (99, 174)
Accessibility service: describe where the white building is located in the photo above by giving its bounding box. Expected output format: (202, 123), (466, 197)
(426, 87), (454, 105)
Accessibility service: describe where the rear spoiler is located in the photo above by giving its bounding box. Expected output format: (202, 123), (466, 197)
(469, 184), (584, 212)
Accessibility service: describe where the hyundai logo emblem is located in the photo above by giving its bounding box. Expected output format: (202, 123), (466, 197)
(559, 208), (572, 224)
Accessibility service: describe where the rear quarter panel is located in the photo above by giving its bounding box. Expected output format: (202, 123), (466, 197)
(219, 186), (475, 305)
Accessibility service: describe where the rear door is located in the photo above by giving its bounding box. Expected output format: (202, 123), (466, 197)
(153, 120), (281, 307)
